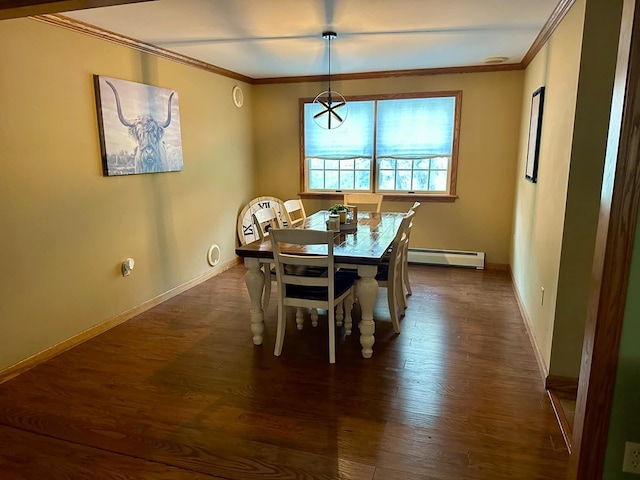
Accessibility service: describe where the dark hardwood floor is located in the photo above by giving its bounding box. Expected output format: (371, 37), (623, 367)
(0, 264), (568, 479)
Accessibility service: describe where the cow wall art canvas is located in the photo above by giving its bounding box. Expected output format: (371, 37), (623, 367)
(94, 75), (184, 176)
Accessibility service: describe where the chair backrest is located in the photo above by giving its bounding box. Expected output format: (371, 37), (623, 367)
(253, 207), (283, 240)
(344, 193), (383, 212)
(283, 199), (307, 227)
(390, 211), (415, 270)
(269, 228), (335, 297)
(406, 201), (420, 241)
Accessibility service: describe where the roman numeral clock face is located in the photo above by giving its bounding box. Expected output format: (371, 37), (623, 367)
(237, 196), (288, 245)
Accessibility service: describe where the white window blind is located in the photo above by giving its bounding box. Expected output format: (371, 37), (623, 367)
(302, 93), (459, 194)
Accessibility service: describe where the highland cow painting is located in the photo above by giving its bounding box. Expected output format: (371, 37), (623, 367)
(94, 75), (184, 176)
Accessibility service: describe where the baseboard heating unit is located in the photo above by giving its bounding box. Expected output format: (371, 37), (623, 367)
(407, 248), (485, 270)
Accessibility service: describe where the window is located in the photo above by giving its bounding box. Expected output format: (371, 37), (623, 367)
(301, 92), (461, 197)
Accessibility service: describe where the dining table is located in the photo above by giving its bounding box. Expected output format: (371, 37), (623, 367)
(235, 210), (406, 358)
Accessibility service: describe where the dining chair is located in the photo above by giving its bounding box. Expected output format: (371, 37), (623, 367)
(375, 210), (415, 333)
(253, 207), (283, 239)
(286, 197), (315, 326)
(402, 201), (421, 302)
(253, 206), (320, 325)
(252, 207), (284, 311)
(269, 228), (356, 364)
(283, 198), (307, 227)
(343, 193), (383, 212)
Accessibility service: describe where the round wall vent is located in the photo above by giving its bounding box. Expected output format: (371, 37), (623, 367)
(232, 85), (244, 108)
(207, 244), (221, 266)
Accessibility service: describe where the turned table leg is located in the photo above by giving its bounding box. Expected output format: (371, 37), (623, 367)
(244, 257), (265, 345)
(356, 264), (378, 358)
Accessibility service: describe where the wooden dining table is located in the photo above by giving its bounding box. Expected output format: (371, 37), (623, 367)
(235, 210), (406, 358)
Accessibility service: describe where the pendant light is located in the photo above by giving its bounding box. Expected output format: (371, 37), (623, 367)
(312, 31), (348, 129)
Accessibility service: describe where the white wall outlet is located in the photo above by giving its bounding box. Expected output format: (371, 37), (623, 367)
(623, 441), (640, 474)
(540, 286), (545, 305)
(121, 257), (135, 277)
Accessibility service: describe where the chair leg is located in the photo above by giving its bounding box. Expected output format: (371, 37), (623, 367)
(296, 308), (305, 330)
(396, 276), (407, 316)
(403, 255), (412, 297)
(398, 255), (409, 311)
(344, 289), (354, 335)
(336, 302), (344, 327)
(274, 300), (286, 357)
(262, 268), (271, 312)
(399, 276), (408, 311)
(328, 304), (336, 364)
(388, 280), (401, 334)
(401, 294), (408, 312)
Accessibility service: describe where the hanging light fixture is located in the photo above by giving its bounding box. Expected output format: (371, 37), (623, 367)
(312, 31), (348, 129)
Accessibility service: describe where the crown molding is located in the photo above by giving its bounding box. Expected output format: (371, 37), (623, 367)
(521, 0), (576, 67)
(32, 14), (254, 84)
(254, 63), (523, 85)
(0, 0), (151, 20)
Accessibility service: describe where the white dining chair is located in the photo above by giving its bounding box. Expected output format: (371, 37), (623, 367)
(343, 193), (383, 212)
(253, 206), (318, 326)
(252, 207), (283, 311)
(269, 228), (356, 364)
(253, 207), (283, 239)
(402, 201), (421, 302)
(284, 199), (316, 324)
(283, 198), (307, 227)
(376, 210), (415, 333)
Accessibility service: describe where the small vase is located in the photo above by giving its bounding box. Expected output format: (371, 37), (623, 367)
(338, 210), (347, 223)
(327, 214), (340, 232)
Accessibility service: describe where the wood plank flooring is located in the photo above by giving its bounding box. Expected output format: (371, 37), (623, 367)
(0, 264), (568, 479)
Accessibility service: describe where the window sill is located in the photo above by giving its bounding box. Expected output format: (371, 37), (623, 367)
(298, 192), (459, 202)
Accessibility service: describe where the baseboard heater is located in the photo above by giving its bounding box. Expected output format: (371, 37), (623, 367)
(407, 248), (485, 270)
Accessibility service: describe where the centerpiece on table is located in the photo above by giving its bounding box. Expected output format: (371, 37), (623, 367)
(328, 204), (348, 223)
(328, 203), (358, 232)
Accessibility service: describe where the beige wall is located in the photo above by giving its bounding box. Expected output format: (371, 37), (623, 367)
(511, 0), (622, 377)
(0, 18), (254, 370)
(511, 1), (585, 376)
(549, 0), (622, 378)
(253, 71), (524, 265)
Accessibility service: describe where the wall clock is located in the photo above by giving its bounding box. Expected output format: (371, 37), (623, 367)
(237, 196), (288, 245)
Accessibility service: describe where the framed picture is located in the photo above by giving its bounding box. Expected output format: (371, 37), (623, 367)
(94, 75), (184, 176)
(525, 86), (545, 183)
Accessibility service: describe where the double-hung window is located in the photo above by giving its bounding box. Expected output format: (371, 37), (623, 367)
(302, 91), (461, 198)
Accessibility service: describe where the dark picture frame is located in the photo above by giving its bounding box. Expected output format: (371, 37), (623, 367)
(525, 86), (545, 183)
(94, 75), (184, 176)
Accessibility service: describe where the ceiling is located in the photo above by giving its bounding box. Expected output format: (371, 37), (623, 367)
(59, 0), (562, 80)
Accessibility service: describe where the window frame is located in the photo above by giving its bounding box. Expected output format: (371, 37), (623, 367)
(299, 91), (462, 202)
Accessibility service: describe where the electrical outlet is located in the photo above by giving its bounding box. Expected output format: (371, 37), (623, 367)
(623, 441), (640, 474)
(121, 257), (135, 277)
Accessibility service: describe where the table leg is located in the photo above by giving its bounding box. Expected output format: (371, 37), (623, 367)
(357, 264), (378, 358)
(244, 257), (265, 345)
